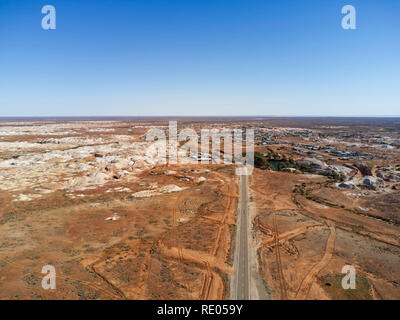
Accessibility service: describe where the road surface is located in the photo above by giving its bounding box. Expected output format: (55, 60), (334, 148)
(232, 174), (250, 299)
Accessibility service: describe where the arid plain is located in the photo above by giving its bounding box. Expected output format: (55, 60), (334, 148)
(0, 117), (399, 299)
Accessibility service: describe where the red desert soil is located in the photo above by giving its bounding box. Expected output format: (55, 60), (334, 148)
(1, 118), (400, 300)
(251, 169), (400, 300)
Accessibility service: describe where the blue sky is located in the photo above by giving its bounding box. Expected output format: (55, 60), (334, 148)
(0, 0), (399, 116)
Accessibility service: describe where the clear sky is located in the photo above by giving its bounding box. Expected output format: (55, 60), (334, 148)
(0, 0), (399, 116)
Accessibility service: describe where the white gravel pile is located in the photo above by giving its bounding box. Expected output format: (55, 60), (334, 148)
(130, 184), (185, 198)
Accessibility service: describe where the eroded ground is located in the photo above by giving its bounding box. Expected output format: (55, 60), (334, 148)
(0, 119), (238, 299)
(250, 118), (400, 300)
(1, 117), (399, 300)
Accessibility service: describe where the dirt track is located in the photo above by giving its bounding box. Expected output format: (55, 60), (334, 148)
(295, 221), (336, 299)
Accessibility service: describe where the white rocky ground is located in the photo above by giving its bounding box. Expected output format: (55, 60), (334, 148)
(0, 122), (175, 199)
(129, 184), (185, 198)
(297, 157), (400, 192)
(296, 157), (352, 175)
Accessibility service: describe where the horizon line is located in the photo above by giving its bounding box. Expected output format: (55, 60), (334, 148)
(1, 115), (400, 118)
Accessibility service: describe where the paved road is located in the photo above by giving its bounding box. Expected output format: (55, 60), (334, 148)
(234, 174), (250, 299)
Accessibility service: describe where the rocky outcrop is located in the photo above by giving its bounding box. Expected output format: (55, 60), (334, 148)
(297, 158), (328, 171)
(337, 182), (358, 190)
(361, 176), (385, 190)
(297, 158), (351, 176)
(354, 163), (372, 176)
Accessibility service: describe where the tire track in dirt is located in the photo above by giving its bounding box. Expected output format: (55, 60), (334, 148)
(257, 221), (324, 246)
(0, 255), (122, 299)
(293, 193), (400, 248)
(143, 189), (189, 295)
(252, 182), (290, 299)
(131, 170), (237, 299)
(173, 191), (192, 294)
(273, 212), (288, 299)
(200, 261), (213, 300)
(158, 243), (227, 300)
(88, 264), (127, 299)
(142, 171), (234, 299)
(202, 176), (236, 299)
(195, 171), (238, 299)
(211, 182), (233, 256)
(295, 221), (336, 300)
(158, 244), (232, 274)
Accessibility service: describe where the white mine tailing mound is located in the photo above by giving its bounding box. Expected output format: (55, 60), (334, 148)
(66, 172), (110, 191)
(130, 184), (185, 198)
